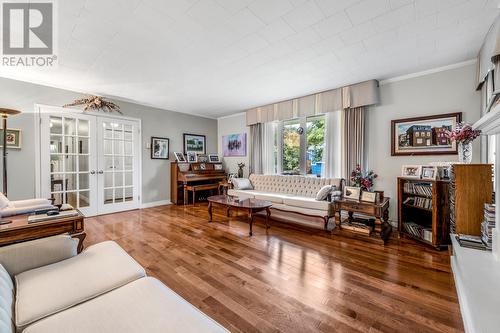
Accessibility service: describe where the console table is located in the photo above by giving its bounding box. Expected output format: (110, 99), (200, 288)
(0, 212), (85, 252)
(333, 197), (392, 243)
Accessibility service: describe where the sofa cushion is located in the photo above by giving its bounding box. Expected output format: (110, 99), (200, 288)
(231, 178), (253, 190)
(0, 194), (9, 210)
(253, 193), (290, 204)
(227, 189), (256, 199)
(15, 241), (146, 330)
(271, 204), (327, 217)
(315, 185), (332, 201)
(283, 196), (330, 211)
(0, 235), (78, 278)
(23, 277), (229, 333)
(0, 264), (14, 333)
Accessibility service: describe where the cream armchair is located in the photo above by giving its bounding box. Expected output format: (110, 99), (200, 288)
(0, 193), (55, 217)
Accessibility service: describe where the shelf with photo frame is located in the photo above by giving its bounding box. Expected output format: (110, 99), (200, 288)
(397, 177), (450, 249)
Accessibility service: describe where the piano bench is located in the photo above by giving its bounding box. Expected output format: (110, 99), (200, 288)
(184, 184), (220, 205)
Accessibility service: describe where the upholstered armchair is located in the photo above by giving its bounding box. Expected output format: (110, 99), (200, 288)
(0, 193), (55, 217)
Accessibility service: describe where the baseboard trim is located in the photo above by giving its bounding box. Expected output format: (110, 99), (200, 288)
(141, 200), (172, 209)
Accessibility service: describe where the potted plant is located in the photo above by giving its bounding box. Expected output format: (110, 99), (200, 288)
(350, 164), (378, 191)
(446, 123), (481, 164)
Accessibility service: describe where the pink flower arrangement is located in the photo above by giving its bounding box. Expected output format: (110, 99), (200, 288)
(350, 164), (378, 191)
(446, 123), (481, 144)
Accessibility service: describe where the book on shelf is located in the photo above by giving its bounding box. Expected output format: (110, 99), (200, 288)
(403, 196), (432, 210)
(403, 222), (432, 242)
(481, 204), (496, 250)
(341, 220), (373, 235)
(403, 182), (433, 196)
(456, 234), (488, 250)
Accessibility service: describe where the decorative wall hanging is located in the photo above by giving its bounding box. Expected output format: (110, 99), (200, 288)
(64, 96), (122, 114)
(222, 133), (246, 157)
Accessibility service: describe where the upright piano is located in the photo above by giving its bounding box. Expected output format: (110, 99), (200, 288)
(170, 161), (226, 205)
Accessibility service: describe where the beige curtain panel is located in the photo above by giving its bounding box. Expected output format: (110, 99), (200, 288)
(341, 107), (365, 182)
(246, 80), (379, 125)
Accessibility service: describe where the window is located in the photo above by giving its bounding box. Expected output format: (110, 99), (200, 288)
(279, 115), (326, 177)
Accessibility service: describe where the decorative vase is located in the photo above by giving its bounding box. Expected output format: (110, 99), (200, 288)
(238, 168), (244, 178)
(458, 142), (472, 164)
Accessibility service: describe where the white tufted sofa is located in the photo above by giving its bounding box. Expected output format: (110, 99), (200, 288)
(228, 174), (343, 229)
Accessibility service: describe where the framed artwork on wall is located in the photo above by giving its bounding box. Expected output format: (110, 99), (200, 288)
(0, 128), (21, 149)
(391, 112), (462, 156)
(183, 133), (206, 155)
(222, 133), (246, 157)
(151, 137), (169, 159)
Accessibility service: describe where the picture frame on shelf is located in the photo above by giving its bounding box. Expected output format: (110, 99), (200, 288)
(187, 152), (197, 163)
(150, 137), (169, 160)
(361, 191), (377, 202)
(343, 186), (361, 201)
(401, 165), (422, 178)
(183, 133), (206, 155)
(214, 163), (223, 170)
(208, 154), (220, 163)
(197, 154), (209, 163)
(391, 112), (462, 156)
(421, 166), (438, 180)
(174, 152), (186, 162)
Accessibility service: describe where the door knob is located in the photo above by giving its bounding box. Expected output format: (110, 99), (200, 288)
(98, 170), (104, 174)
(90, 170), (96, 175)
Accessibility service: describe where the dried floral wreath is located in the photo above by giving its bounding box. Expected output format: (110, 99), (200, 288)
(63, 95), (122, 114)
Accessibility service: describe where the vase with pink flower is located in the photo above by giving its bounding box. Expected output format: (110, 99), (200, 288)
(350, 164), (378, 191)
(446, 123), (481, 164)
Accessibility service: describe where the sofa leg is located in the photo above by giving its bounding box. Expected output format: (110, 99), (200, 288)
(323, 216), (329, 231)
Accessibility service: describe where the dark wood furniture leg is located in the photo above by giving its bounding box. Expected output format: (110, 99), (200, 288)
(381, 208), (392, 243)
(208, 202), (213, 222)
(183, 184), (188, 205)
(248, 209), (254, 236)
(226, 207), (231, 217)
(71, 232), (86, 253)
(192, 189), (196, 206)
(265, 207), (271, 229)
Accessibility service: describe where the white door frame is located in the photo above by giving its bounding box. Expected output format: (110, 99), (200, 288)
(34, 104), (142, 216)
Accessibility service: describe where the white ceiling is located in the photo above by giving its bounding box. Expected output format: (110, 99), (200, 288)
(0, 0), (498, 118)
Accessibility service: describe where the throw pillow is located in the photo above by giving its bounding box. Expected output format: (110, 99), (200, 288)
(315, 185), (332, 201)
(0, 193), (9, 209)
(232, 178), (253, 190)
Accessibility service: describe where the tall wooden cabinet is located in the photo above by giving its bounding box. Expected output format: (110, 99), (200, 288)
(449, 164), (493, 236)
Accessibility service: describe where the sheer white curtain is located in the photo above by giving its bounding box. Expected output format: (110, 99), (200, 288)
(322, 111), (342, 178)
(250, 122), (278, 175)
(263, 122), (277, 175)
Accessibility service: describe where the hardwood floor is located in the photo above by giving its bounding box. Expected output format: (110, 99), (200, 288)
(85, 204), (463, 333)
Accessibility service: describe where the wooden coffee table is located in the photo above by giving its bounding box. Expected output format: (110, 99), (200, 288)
(207, 195), (272, 236)
(0, 211), (85, 252)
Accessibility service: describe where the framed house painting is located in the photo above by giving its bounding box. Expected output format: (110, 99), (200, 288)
(222, 133), (246, 157)
(391, 112), (462, 156)
(0, 128), (21, 149)
(183, 133), (206, 155)
(151, 137), (169, 159)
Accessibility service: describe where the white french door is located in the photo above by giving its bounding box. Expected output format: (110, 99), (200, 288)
(39, 106), (141, 216)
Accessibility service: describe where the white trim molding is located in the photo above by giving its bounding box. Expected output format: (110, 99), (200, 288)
(379, 59), (477, 85)
(141, 200), (172, 208)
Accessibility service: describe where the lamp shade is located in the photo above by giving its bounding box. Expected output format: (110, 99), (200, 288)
(0, 109), (20, 117)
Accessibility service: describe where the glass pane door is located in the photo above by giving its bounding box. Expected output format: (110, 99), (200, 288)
(41, 112), (97, 216)
(98, 118), (139, 214)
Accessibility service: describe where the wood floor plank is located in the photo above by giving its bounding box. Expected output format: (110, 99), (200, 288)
(84, 205), (464, 333)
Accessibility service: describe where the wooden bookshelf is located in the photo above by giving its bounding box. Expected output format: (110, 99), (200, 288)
(397, 177), (450, 249)
(449, 164), (493, 236)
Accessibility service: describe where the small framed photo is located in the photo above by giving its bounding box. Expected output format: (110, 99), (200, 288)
(0, 128), (21, 149)
(197, 154), (209, 163)
(214, 163), (223, 170)
(151, 137), (169, 160)
(208, 154), (220, 163)
(174, 152), (186, 162)
(421, 166), (437, 180)
(344, 186), (361, 201)
(199, 163), (206, 170)
(187, 152), (197, 163)
(361, 191), (377, 202)
(401, 165), (422, 178)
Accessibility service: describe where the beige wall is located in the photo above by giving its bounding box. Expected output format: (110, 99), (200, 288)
(218, 63), (481, 223)
(0, 77), (217, 204)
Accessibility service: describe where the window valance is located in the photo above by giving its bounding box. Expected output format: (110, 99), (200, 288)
(246, 80), (379, 125)
(477, 15), (500, 90)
